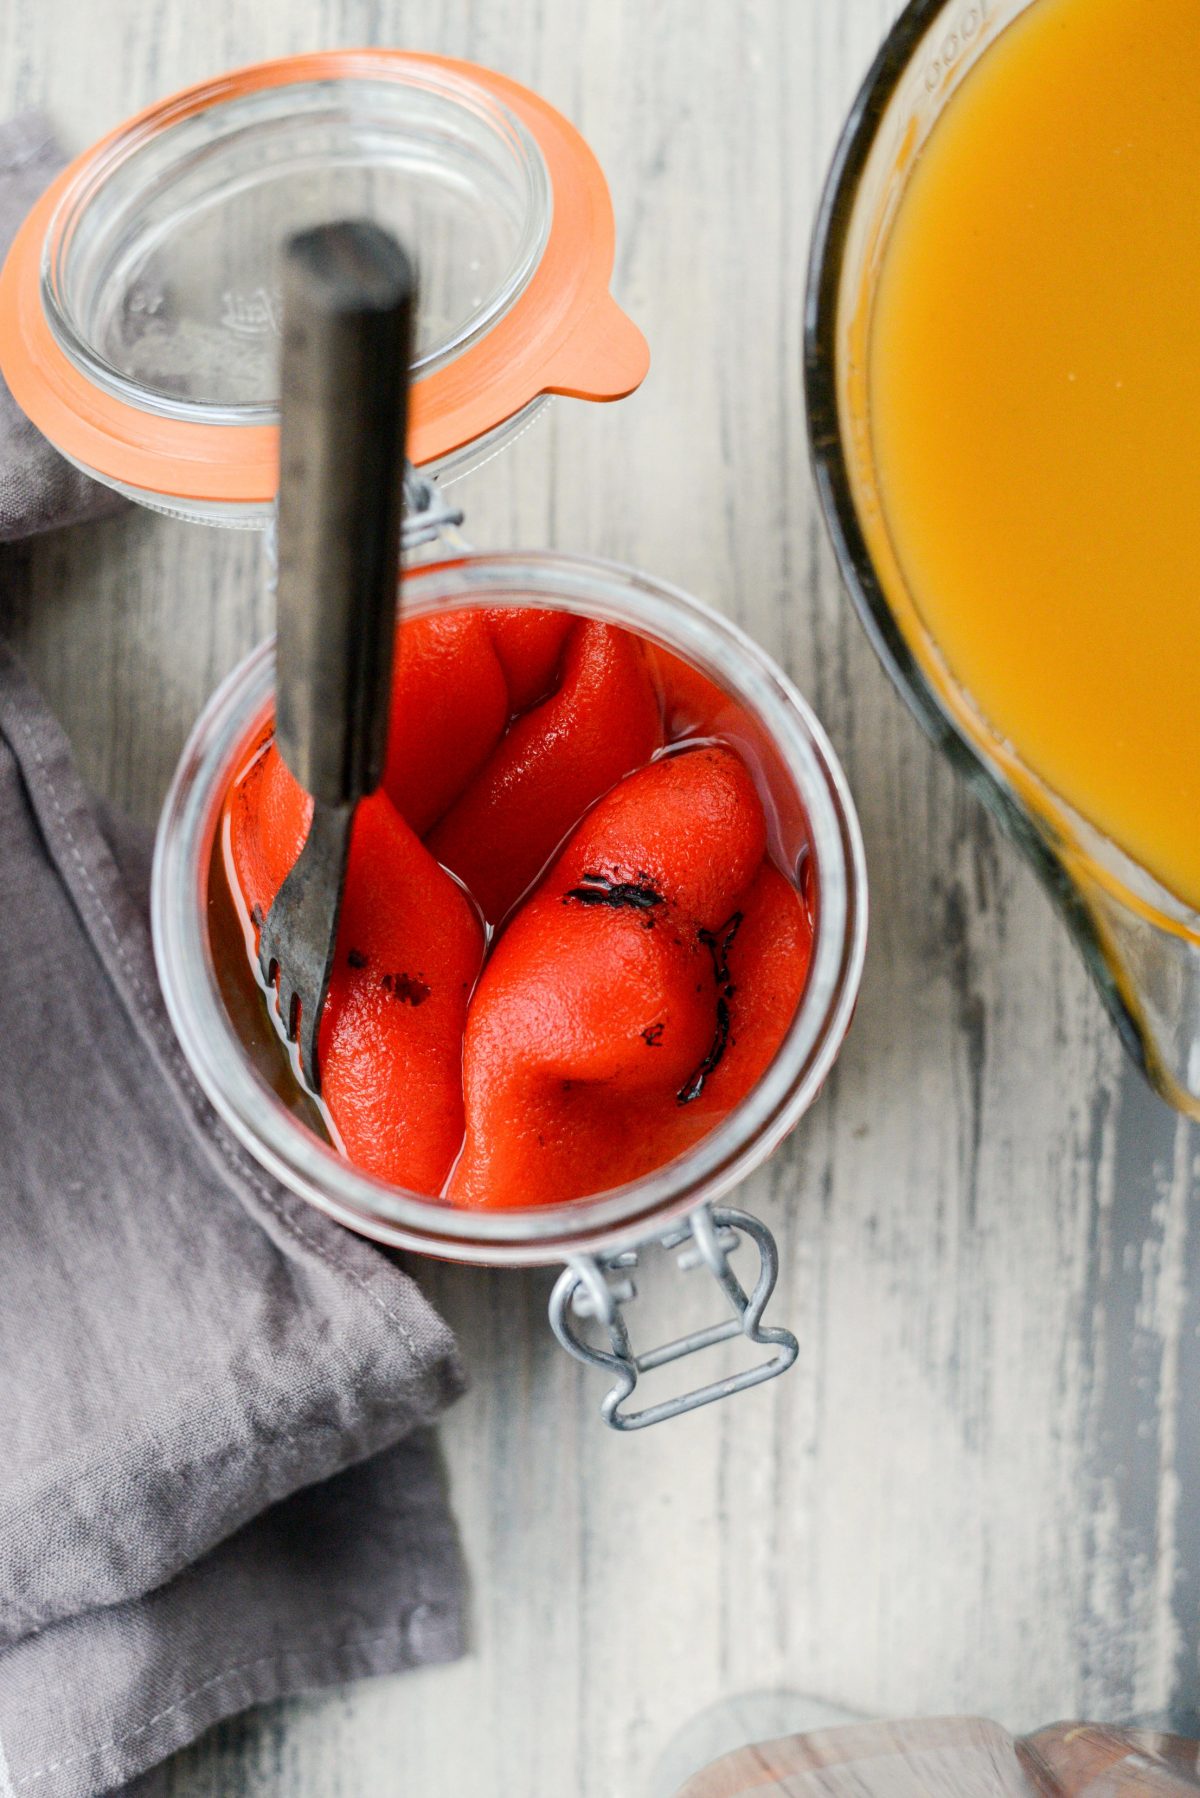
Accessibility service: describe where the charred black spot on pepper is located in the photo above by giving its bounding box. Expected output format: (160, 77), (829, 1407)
(347, 948), (368, 970)
(642, 1023), (665, 1047)
(564, 871), (665, 913)
(381, 973), (394, 993)
(701, 913), (744, 979)
(677, 911), (744, 1104)
(678, 997), (732, 1104)
(388, 972), (431, 1006)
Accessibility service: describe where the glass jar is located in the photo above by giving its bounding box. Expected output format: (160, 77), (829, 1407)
(152, 539), (867, 1427)
(0, 49), (648, 521)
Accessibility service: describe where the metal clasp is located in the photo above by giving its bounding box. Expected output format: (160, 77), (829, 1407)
(401, 468), (465, 552)
(548, 1204), (798, 1430)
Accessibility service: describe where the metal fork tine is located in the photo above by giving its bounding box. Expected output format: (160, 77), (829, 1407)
(296, 997), (318, 1087)
(264, 967), (304, 1059)
(256, 802), (354, 1089)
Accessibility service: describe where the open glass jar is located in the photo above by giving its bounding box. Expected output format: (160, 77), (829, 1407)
(1, 52), (867, 1426)
(155, 543), (866, 1425)
(0, 49), (648, 518)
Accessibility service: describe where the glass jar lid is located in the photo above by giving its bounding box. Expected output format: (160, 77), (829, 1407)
(0, 51), (648, 523)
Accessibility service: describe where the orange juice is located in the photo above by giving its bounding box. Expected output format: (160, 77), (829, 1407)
(870, 0), (1200, 908)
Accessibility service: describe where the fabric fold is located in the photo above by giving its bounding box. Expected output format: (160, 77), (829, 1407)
(0, 110), (467, 1798)
(0, 642), (467, 1798)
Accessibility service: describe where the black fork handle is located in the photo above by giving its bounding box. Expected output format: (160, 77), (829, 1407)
(274, 220), (415, 806)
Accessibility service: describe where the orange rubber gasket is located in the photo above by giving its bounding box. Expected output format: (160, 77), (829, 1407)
(0, 50), (649, 505)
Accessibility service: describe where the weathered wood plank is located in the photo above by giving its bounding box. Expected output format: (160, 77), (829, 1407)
(2, 1), (1195, 1793)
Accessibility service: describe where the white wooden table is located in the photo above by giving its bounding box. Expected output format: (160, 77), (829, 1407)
(3, 1), (1196, 1792)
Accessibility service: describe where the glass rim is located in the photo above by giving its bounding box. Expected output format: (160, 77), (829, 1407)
(802, 0), (1157, 1075)
(49, 393), (556, 527)
(0, 50), (646, 517)
(40, 58), (554, 428)
(151, 550), (868, 1266)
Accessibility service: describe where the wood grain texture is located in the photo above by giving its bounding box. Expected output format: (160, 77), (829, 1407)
(2, 0), (1197, 1792)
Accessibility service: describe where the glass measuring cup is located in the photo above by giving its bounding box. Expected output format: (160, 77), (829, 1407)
(805, 0), (1200, 1117)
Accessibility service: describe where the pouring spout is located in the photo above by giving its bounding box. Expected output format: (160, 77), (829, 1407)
(1057, 839), (1200, 1121)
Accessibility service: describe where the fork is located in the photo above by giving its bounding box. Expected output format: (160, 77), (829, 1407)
(257, 219), (415, 1091)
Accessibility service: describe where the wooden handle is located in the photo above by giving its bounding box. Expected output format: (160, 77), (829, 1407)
(274, 220), (415, 806)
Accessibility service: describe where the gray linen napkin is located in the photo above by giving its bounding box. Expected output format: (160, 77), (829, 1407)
(0, 115), (467, 1798)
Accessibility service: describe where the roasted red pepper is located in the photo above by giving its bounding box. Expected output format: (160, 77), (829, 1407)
(484, 607), (572, 713)
(225, 611), (813, 1211)
(428, 618), (665, 924)
(227, 741), (484, 1196)
(649, 644), (732, 740)
(382, 610), (508, 834)
(447, 746), (811, 1208)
